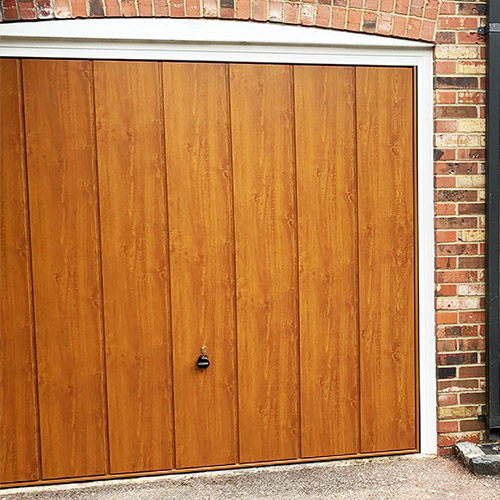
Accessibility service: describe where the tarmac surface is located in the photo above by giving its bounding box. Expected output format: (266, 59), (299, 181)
(2, 454), (500, 500)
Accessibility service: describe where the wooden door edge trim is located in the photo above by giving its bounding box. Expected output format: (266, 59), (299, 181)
(412, 65), (421, 454)
(1, 448), (419, 489)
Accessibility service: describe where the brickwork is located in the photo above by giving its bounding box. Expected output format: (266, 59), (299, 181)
(0, 0), (491, 456)
(433, 0), (487, 456)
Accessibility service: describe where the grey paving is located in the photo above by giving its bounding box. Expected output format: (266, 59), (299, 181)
(455, 441), (500, 475)
(2, 455), (500, 500)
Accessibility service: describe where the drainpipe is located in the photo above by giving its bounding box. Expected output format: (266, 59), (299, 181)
(480, 1), (500, 440)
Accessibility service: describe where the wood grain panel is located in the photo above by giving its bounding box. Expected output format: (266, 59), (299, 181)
(162, 63), (237, 468)
(294, 66), (359, 457)
(229, 64), (299, 463)
(356, 67), (417, 453)
(94, 61), (173, 473)
(22, 59), (108, 479)
(0, 59), (40, 484)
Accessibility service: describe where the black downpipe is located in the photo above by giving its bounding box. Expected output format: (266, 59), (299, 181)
(482, 2), (500, 438)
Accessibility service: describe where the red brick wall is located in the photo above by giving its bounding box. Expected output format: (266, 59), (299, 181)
(433, 0), (487, 455)
(0, 0), (490, 456)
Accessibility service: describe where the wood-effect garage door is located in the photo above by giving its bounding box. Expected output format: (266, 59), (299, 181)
(0, 59), (417, 486)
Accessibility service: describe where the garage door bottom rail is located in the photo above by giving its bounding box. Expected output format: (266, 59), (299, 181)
(1, 449), (419, 489)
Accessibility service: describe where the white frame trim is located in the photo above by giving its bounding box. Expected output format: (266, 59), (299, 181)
(0, 18), (437, 455)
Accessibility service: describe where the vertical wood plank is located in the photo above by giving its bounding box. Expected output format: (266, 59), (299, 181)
(294, 66), (359, 458)
(0, 59), (40, 484)
(94, 61), (173, 473)
(22, 59), (108, 479)
(356, 67), (417, 453)
(162, 63), (237, 468)
(229, 64), (299, 463)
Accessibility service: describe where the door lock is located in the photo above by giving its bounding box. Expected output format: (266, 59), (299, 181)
(196, 346), (210, 370)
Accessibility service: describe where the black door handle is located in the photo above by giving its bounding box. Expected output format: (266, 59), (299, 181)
(196, 354), (210, 370)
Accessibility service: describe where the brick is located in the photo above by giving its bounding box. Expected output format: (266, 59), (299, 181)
(435, 217), (477, 229)
(435, 190), (476, 202)
(435, 202), (456, 215)
(437, 420), (459, 433)
(437, 352), (478, 365)
(121, 0), (137, 16)
(34, 0), (54, 17)
(71, 0), (87, 16)
(438, 393), (458, 406)
(438, 379), (479, 392)
(458, 338), (485, 351)
(421, 19), (435, 41)
(457, 91), (485, 104)
(315, 4), (330, 27)
(435, 176), (455, 188)
(437, 339), (457, 352)
(458, 310), (485, 323)
(186, 0), (201, 17)
(434, 45), (481, 60)
(457, 61), (486, 75)
(458, 148), (485, 160)
(460, 229), (484, 242)
(435, 106), (478, 119)
(435, 134), (483, 148)
(457, 32), (486, 45)
(460, 419), (486, 432)
(392, 15), (407, 36)
(437, 367), (457, 379)
(460, 392), (486, 405)
(436, 284), (457, 296)
(436, 311), (458, 324)
(436, 296), (480, 310)
(436, 31), (456, 44)
(361, 11), (376, 33)
(170, 0), (185, 16)
(437, 163), (477, 175)
(203, 0), (218, 17)
(458, 256), (484, 268)
(457, 119), (485, 132)
(438, 432), (480, 446)
(284, 2), (299, 23)
(434, 77), (479, 89)
(436, 243), (477, 255)
(406, 17), (422, 38)
(435, 232), (458, 244)
(236, 0), (250, 18)
(395, 0), (409, 15)
(137, 0), (153, 16)
(436, 256), (457, 269)
(457, 283), (484, 296)
(347, 9), (361, 30)
(299, 3), (315, 25)
(153, 0), (168, 16)
(438, 406), (479, 419)
(53, 0), (71, 17)
(459, 366), (486, 378)
(331, 7), (346, 29)
(438, 325), (479, 339)
(252, 0), (267, 20)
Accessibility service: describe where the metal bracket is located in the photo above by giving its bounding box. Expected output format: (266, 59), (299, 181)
(478, 23), (500, 35)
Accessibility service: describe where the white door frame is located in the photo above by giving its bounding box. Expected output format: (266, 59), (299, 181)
(0, 18), (437, 455)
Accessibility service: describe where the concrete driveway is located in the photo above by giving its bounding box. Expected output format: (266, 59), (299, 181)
(2, 455), (500, 500)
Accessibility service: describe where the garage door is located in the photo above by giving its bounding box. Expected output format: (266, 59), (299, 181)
(0, 59), (417, 485)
